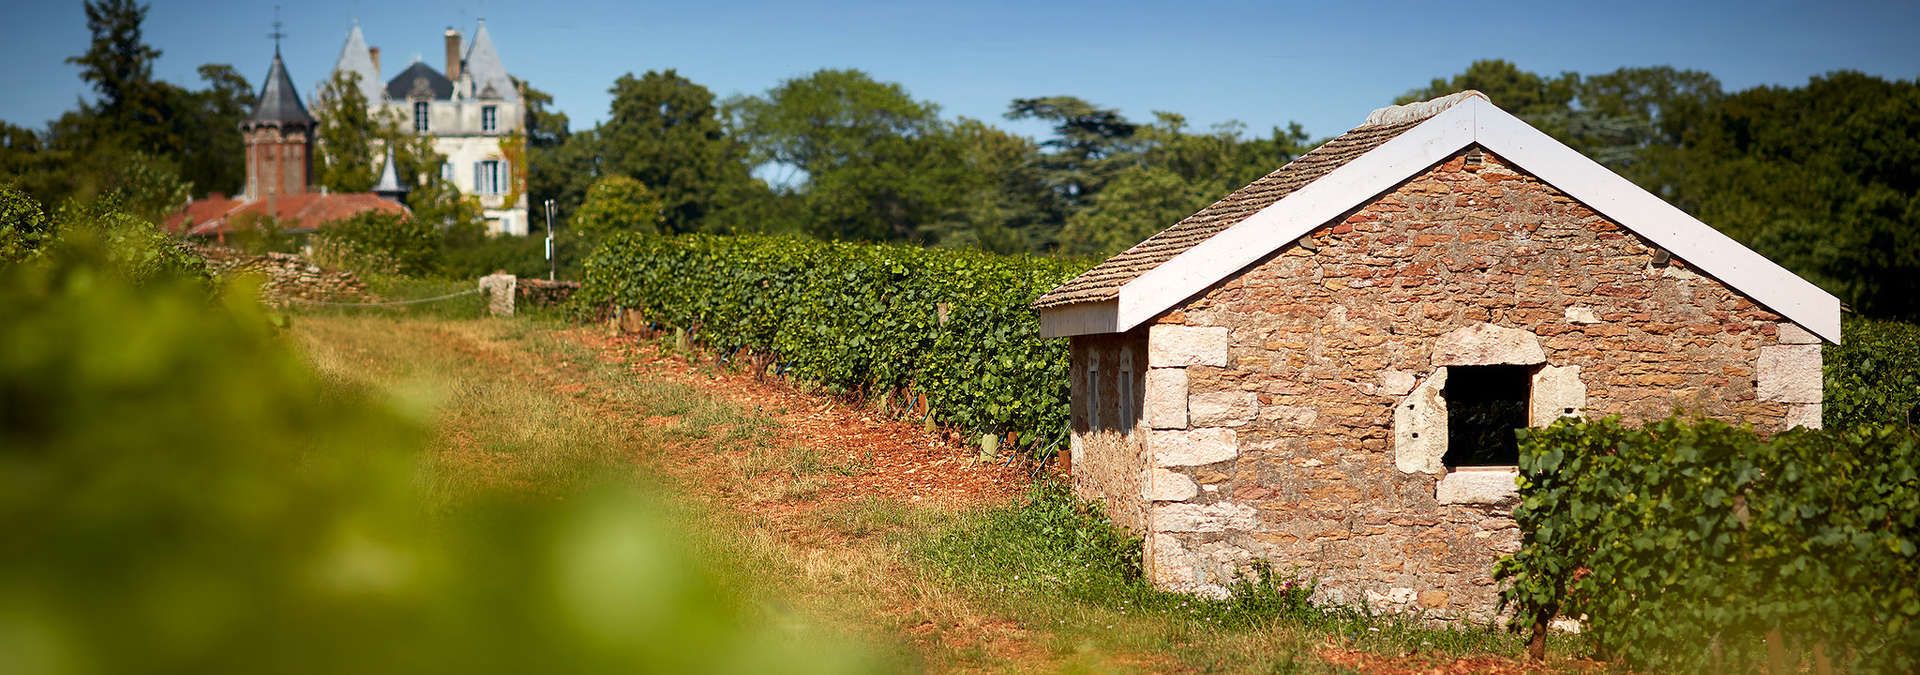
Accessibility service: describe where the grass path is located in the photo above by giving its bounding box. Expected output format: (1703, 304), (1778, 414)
(290, 313), (1571, 674)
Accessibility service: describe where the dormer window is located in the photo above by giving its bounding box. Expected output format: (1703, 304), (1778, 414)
(413, 101), (430, 132)
(481, 105), (497, 132)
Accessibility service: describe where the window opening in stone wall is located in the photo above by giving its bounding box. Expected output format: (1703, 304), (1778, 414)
(1443, 365), (1530, 468)
(482, 105), (498, 132)
(1117, 348), (1134, 432)
(414, 101), (430, 132)
(1086, 352), (1101, 431)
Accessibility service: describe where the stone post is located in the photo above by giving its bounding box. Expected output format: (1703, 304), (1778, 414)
(479, 273), (517, 317)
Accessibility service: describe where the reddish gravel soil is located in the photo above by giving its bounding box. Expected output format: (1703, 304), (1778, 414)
(564, 327), (1032, 528)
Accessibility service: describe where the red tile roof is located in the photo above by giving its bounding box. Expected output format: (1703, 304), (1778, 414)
(165, 192), (409, 237)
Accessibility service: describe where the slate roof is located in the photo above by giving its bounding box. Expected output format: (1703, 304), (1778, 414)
(329, 23), (383, 103)
(386, 61), (454, 100)
(246, 52), (315, 127)
(462, 20), (517, 102)
(1031, 116), (1426, 309)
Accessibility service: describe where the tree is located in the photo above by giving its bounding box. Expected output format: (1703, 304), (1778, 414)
(176, 64), (252, 195)
(313, 71), (380, 193)
(570, 175), (664, 242)
(599, 70), (754, 232)
(1055, 114), (1308, 257)
(516, 78), (597, 230)
(727, 69), (962, 242)
(66, 0), (161, 118)
(1006, 96), (1138, 215)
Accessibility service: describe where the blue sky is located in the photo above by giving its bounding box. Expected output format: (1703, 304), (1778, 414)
(3, 0), (1917, 141)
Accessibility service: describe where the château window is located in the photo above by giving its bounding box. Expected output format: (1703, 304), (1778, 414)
(414, 101), (430, 132)
(481, 105), (497, 132)
(474, 160), (505, 195)
(1443, 365), (1530, 468)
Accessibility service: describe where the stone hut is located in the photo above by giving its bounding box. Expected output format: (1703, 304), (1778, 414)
(1030, 91), (1840, 622)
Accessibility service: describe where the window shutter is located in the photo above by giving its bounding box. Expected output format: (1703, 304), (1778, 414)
(500, 159), (510, 195)
(473, 162), (482, 192)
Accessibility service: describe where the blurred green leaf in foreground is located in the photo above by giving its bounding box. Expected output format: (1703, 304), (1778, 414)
(0, 190), (876, 675)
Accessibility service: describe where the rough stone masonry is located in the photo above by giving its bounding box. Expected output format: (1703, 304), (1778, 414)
(1067, 147), (1821, 623)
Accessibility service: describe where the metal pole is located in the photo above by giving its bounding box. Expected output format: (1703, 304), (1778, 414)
(544, 199), (556, 282)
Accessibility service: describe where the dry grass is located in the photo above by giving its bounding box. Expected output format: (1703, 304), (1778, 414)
(291, 313), (1589, 674)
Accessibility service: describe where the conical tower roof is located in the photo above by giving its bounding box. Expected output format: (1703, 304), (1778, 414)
(462, 19), (517, 102)
(329, 23), (383, 103)
(248, 50), (315, 127)
(373, 146), (407, 200)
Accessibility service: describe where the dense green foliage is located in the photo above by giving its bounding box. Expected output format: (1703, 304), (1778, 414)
(576, 232), (1088, 451)
(0, 183), (203, 284)
(0, 198), (877, 675)
(1827, 317), (1920, 429)
(570, 175), (665, 243)
(1497, 417), (1920, 671)
(311, 211), (446, 277)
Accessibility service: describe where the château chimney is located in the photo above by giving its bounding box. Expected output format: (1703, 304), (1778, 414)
(369, 46), (381, 74)
(444, 28), (461, 82)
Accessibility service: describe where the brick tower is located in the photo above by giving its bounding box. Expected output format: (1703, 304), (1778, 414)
(241, 47), (315, 200)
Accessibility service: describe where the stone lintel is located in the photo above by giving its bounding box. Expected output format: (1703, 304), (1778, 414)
(1433, 323), (1546, 366)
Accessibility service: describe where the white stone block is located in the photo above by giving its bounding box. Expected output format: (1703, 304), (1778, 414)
(1152, 427), (1238, 467)
(1151, 502), (1258, 533)
(1777, 322), (1821, 345)
(1758, 344), (1822, 404)
(1148, 325), (1230, 367)
(1144, 367), (1189, 429)
(1564, 306), (1601, 325)
(1432, 323), (1546, 366)
(1143, 468), (1199, 502)
(479, 273), (517, 317)
(1436, 469), (1520, 505)
(1379, 369), (1417, 396)
(1786, 403), (1823, 429)
(1188, 390), (1258, 427)
(1529, 365), (1586, 427)
(1393, 369), (1448, 474)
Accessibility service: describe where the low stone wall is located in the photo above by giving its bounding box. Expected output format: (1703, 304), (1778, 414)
(517, 279), (580, 308)
(194, 246), (372, 307)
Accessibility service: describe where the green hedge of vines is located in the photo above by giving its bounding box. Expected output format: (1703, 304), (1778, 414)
(1497, 417), (1920, 671)
(1826, 316), (1920, 429)
(574, 232), (1091, 453)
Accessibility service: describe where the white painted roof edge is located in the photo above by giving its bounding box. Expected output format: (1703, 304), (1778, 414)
(1040, 96), (1842, 343)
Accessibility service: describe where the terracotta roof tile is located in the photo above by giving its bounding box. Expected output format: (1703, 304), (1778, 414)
(169, 192), (408, 237)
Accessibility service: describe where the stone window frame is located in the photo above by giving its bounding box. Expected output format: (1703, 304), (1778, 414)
(413, 101), (431, 132)
(482, 104), (498, 132)
(1117, 346), (1135, 431)
(1393, 324), (1586, 506)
